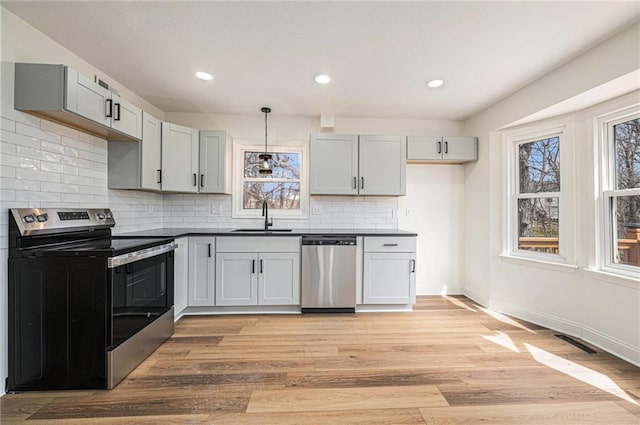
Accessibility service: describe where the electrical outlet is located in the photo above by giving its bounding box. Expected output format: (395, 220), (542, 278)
(211, 204), (221, 214)
(406, 208), (413, 217)
(148, 204), (154, 213)
(312, 206), (321, 215)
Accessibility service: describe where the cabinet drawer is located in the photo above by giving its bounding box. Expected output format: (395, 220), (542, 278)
(364, 236), (416, 252)
(216, 236), (300, 253)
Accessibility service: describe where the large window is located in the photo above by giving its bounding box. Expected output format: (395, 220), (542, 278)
(233, 143), (308, 219)
(504, 122), (571, 263)
(601, 112), (640, 276)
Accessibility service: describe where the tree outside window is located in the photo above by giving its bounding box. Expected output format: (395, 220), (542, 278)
(516, 136), (561, 255)
(609, 117), (640, 268)
(241, 150), (301, 211)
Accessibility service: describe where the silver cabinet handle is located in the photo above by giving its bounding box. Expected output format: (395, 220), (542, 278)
(383, 243), (398, 247)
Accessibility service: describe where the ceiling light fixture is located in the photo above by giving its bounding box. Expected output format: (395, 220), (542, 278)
(314, 74), (331, 84)
(426, 79), (444, 88)
(259, 107), (272, 175)
(195, 71), (213, 81)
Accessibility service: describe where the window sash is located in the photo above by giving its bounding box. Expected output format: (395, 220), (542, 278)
(510, 131), (564, 260)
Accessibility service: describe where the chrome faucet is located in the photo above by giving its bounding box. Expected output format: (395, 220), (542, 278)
(262, 201), (273, 230)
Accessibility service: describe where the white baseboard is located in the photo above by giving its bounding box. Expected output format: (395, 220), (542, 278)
(462, 287), (490, 307)
(489, 298), (639, 367)
(416, 282), (463, 296)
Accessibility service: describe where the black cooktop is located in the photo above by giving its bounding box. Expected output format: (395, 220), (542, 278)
(23, 237), (174, 257)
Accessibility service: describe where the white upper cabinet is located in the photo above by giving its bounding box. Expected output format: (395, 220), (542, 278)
(359, 135), (406, 195)
(310, 134), (359, 195)
(310, 134), (406, 196)
(199, 130), (232, 194)
(161, 122), (199, 193)
(140, 112), (162, 191)
(14, 63), (142, 141)
(407, 136), (478, 163)
(109, 94), (143, 140)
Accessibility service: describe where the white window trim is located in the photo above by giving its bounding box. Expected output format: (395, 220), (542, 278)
(232, 139), (309, 219)
(501, 118), (576, 265)
(595, 105), (640, 279)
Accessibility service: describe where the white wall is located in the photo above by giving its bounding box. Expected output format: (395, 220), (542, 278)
(463, 22), (640, 365)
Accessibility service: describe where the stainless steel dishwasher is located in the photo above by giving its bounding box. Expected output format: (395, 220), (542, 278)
(301, 235), (357, 313)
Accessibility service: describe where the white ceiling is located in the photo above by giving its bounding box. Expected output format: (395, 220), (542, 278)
(3, 1), (639, 120)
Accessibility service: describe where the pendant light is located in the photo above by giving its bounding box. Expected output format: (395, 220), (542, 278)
(259, 107), (272, 175)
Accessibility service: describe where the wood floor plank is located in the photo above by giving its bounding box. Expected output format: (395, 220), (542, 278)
(419, 401), (639, 424)
(246, 385), (449, 413)
(2, 296), (638, 424)
(207, 408), (427, 424)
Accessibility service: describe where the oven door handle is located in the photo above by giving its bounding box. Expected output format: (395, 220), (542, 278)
(107, 242), (178, 268)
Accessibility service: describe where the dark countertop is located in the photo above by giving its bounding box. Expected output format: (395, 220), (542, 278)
(115, 228), (418, 238)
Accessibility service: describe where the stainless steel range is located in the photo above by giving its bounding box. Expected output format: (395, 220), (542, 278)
(7, 208), (176, 391)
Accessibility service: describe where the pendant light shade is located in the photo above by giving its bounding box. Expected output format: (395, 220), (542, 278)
(259, 107), (272, 175)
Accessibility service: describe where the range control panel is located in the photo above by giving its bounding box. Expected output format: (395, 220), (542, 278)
(11, 208), (115, 236)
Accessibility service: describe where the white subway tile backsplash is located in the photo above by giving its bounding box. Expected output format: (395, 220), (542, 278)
(1, 129), (40, 149)
(41, 120), (79, 139)
(17, 123), (61, 144)
(1, 107), (41, 128)
(1, 118), (16, 132)
(16, 190), (60, 202)
(16, 168), (61, 183)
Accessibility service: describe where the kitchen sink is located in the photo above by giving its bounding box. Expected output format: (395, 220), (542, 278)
(231, 229), (293, 232)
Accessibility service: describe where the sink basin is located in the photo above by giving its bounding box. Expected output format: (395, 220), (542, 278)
(231, 228), (293, 232)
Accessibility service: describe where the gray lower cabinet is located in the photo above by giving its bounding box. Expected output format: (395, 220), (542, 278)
(363, 237), (416, 304)
(173, 237), (189, 316)
(188, 237), (216, 306)
(215, 237), (300, 307)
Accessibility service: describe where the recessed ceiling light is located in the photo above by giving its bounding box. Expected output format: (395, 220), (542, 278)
(195, 71), (213, 81)
(426, 79), (444, 88)
(315, 74), (331, 84)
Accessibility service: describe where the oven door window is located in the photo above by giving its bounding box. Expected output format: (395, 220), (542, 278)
(111, 253), (170, 348)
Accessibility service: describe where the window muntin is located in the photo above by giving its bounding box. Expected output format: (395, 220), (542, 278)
(515, 135), (561, 256)
(603, 115), (640, 273)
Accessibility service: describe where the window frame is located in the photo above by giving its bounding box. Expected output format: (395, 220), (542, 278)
(232, 140), (309, 219)
(597, 107), (640, 278)
(502, 120), (574, 264)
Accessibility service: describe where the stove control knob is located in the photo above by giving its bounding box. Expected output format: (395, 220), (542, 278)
(97, 213), (106, 220)
(36, 213), (48, 222)
(23, 214), (36, 223)
(105, 212), (113, 219)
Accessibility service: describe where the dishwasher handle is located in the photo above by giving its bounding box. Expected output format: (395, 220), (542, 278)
(302, 236), (357, 246)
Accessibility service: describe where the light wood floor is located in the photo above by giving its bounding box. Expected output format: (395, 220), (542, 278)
(1, 296), (639, 424)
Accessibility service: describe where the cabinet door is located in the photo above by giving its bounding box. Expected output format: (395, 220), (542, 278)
(141, 112), (162, 191)
(310, 134), (359, 195)
(188, 237), (215, 306)
(258, 252), (300, 306)
(110, 94), (142, 139)
(199, 130), (230, 194)
(363, 252), (414, 304)
(65, 68), (111, 127)
(173, 237), (189, 316)
(359, 135), (406, 195)
(161, 122), (199, 192)
(406, 136), (443, 160)
(215, 253), (258, 306)
(442, 137), (478, 161)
